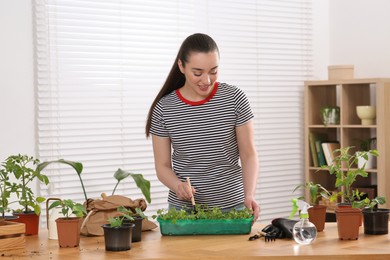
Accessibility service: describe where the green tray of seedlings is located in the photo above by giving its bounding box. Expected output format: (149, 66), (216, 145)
(154, 206), (254, 236)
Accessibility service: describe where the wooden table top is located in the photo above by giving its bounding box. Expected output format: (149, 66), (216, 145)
(2, 222), (390, 259)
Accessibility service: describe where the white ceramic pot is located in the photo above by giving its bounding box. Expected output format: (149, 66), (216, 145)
(357, 152), (376, 169)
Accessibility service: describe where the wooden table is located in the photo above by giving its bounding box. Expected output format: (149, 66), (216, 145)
(1, 223), (390, 259)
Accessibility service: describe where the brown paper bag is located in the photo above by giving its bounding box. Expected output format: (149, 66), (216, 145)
(80, 193), (157, 236)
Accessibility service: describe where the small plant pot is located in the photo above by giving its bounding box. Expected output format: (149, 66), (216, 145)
(124, 216), (143, 242)
(335, 207), (362, 240)
(56, 217), (82, 248)
(320, 106), (340, 126)
(102, 223), (135, 251)
(308, 205), (327, 232)
(362, 208), (389, 235)
(11, 211), (40, 235)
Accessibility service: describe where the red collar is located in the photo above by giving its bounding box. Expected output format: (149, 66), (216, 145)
(176, 82), (218, 106)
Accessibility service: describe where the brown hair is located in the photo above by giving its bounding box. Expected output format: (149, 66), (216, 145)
(145, 33), (219, 137)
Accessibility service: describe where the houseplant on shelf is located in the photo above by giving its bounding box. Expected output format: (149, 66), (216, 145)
(101, 206), (137, 251)
(353, 196), (389, 235)
(293, 182), (331, 232)
(354, 137), (377, 169)
(2, 154), (49, 235)
(321, 146), (379, 240)
(48, 199), (86, 248)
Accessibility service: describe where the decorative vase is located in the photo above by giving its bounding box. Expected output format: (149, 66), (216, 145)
(362, 208), (389, 235)
(320, 106), (340, 126)
(56, 217), (82, 247)
(308, 205), (327, 232)
(335, 206), (362, 240)
(356, 106), (376, 125)
(102, 223), (135, 251)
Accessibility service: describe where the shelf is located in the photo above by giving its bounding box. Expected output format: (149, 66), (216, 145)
(304, 78), (390, 208)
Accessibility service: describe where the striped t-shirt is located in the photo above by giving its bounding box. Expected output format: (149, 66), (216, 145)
(150, 82), (254, 209)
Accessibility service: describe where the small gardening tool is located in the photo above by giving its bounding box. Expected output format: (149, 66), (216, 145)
(186, 177), (196, 213)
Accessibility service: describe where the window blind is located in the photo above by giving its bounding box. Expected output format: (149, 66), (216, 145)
(34, 0), (312, 224)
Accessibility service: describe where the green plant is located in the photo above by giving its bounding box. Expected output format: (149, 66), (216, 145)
(152, 205), (253, 224)
(2, 154), (49, 214)
(321, 146), (379, 204)
(352, 196), (386, 210)
(107, 206), (145, 228)
(354, 137), (377, 151)
(48, 199), (86, 219)
(37, 161), (151, 204)
(293, 181), (331, 205)
(37, 159), (87, 201)
(112, 168), (151, 203)
(0, 168), (19, 218)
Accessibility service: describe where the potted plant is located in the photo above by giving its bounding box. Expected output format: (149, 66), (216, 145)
(0, 167), (20, 222)
(153, 205), (253, 235)
(48, 199), (86, 247)
(101, 206), (136, 251)
(320, 106), (340, 126)
(353, 196), (389, 235)
(354, 137), (377, 169)
(2, 154), (49, 235)
(321, 146), (379, 240)
(293, 182), (331, 231)
(38, 160), (152, 237)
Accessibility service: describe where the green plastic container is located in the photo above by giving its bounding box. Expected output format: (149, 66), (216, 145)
(157, 217), (253, 236)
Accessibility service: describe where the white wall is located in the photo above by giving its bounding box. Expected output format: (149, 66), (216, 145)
(329, 0), (390, 78)
(0, 0), (35, 162)
(1, 0), (390, 172)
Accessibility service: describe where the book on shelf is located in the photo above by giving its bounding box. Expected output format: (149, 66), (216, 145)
(321, 142), (340, 166)
(309, 132), (328, 167)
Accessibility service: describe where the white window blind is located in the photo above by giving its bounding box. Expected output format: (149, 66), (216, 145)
(34, 0), (312, 224)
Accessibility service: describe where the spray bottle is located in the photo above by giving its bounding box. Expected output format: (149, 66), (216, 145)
(290, 198), (317, 245)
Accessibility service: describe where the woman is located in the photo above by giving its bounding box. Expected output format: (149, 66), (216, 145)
(145, 33), (260, 222)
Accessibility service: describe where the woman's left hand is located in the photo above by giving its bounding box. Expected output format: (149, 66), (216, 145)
(244, 197), (260, 224)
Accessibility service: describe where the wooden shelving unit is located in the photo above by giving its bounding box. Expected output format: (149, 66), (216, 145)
(304, 78), (390, 210)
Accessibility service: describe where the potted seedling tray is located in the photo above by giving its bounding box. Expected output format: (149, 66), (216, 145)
(157, 217), (253, 235)
(154, 206), (254, 236)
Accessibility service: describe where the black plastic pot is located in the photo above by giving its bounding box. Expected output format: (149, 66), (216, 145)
(362, 208), (390, 235)
(102, 223), (135, 251)
(124, 216), (143, 242)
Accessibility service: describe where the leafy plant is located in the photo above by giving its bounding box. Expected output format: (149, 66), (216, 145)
(48, 199), (86, 219)
(107, 206), (145, 228)
(152, 205), (253, 224)
(354, 137), (377, 151)
(352, 196), (386, 210)
(293, 181), (331, 205)
(0, 168), (19, 218)
(37, 159), (87, 202)
(2, 154), (49, 214)
(112, 168), (151, 203)
(37, 161), (151, 204)
(321, 146), (379, 204)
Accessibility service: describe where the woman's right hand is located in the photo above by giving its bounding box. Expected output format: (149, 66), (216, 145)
(175, 180), (196, 201)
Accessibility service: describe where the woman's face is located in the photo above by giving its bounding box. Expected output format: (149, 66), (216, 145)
(178, 51), (219, 101)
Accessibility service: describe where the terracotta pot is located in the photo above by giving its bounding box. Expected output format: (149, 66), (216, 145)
(335, 207), (362, 240)
(362, 208), (390, 235)
(102, 223), (135, 251)
(56, 217), (82, 247)
(308, 205), (327, 232)
(11, 212), (40, 235)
